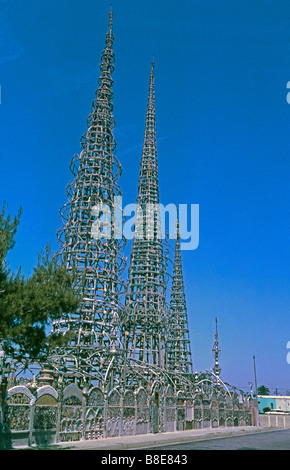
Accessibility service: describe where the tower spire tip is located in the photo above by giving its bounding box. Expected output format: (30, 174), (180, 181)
(151, 57), (155, 74)
(108, 5), (113, 33)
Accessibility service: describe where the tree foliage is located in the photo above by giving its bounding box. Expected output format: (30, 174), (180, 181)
(0, 203), (80, 360)
(257, 385), (270, 396)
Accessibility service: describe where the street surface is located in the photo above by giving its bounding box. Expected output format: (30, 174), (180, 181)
(141, 429), (290, 450)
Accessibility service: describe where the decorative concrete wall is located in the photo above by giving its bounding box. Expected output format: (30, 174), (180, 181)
(259, 413), (290, 429)
(0, 384), (254, 449)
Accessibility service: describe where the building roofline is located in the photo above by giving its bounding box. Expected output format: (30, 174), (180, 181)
(258, 395), (290, 399)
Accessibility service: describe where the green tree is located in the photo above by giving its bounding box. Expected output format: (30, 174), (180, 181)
(257, 385), (270, 396)
(0, 203), (80, 360)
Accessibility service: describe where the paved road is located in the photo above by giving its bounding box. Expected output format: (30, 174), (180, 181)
(142, 429), (290, 450)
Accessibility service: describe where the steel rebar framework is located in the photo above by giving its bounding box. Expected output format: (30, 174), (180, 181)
(0, 12), (259, 447)
(121, 61), (170, 388)
(167, 218), (193, 386)
(212, 317), (222, 384)
(50, 10), (126, 388)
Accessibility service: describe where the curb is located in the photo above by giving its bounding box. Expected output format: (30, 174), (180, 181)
(44, 425), (280, 450)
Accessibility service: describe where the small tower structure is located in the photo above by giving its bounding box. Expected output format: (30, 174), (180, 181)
(167, 218), (193, 387)
(212, 317), (222, 385)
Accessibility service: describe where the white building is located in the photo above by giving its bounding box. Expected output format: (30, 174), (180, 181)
(276, 396), (290, 413)
(258, 395), (290, 413)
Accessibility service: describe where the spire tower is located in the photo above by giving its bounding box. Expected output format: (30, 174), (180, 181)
(167, 218), (193, 387)
(122, 61), (168, 384)
(212, 317), (221, 383)
(51, 9), (126, 388)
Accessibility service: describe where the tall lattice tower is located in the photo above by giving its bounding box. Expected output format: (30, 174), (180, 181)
(212, 317), (221, 384)
(51, 9), (126, 388)
(167, 218), (193, 387)
(122, 61), (169, 385)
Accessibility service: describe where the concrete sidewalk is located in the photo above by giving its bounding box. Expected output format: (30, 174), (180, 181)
(45, 425), (276, 450)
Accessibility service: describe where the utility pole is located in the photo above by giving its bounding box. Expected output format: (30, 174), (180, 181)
(253, 355), (260, 426)
(253, 355), (258, 397)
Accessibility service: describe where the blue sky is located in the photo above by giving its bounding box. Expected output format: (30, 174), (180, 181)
(1, 0), (289, 394)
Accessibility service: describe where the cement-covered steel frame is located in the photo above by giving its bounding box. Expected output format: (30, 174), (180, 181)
(0, 10), (250, 415)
